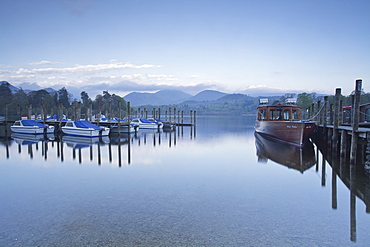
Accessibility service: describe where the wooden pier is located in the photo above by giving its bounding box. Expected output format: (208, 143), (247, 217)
(312, 79), (370, 173)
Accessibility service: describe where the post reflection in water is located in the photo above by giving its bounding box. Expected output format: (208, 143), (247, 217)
(255, 131), (370, 242)
(9, 133), (54, 160)
(5, 126), (196, 167)
(19, 125), (195, 168)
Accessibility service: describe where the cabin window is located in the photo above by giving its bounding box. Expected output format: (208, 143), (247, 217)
(269, 109), (282, 120)
(283, 109), (290, 120)
(292, 110), (299, 120)
(66, 122), (73, 127)
(343, 109), (351, 123)
(365, 109), (370, 122)
(15, 122), (20, 126)
(259, 109), (266, 120)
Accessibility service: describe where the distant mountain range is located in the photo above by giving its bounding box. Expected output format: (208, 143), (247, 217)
(1, 81), (326, 109)
(1, 81), (57, 95)
(124, 89), (231, 106)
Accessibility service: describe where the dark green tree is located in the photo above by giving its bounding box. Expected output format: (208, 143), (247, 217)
(58, 87), (71, 108)
(297, 92), (314, 110)
(80, 91), (91, 108)
(8, 89), (28, 117)
(0, 82), (13, 115)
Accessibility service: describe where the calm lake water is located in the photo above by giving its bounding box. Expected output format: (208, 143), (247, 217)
(1, 116), (370, 246)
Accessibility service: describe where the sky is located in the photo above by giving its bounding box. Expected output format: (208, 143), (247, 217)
(1, 0), (370, 99)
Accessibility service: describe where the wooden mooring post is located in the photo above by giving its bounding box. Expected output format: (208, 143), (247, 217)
(333, 88), (341, 150)
(350, 79), (362, 166)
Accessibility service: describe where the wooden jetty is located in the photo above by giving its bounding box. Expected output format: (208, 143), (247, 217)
(0, 102), (197, 137)
(311, 79), (370, 174)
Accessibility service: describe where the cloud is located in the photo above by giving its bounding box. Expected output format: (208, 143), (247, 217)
(29, 61), (59, 66)
(239, 84), (315, 96)
(186, 75), (201, 78)
(2, 60), (221, 98)
(16, 62), (161, 75)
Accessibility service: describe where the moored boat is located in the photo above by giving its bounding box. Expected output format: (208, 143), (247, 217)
(131, 118), (161, 129)
(254, 98), (316, 147)
(10, 120), (55, 134)
(62, 120), (110, 137)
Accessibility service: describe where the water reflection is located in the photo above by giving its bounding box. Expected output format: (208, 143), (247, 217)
(254, 132), (316, 173)
(2, 125), (195, 167)
(1, 117), (370, 246)
(254, 131), (370, 242)
(11, 133), (54, 145)
(314, 134), (370, 242)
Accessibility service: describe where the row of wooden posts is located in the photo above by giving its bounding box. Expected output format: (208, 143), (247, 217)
(2, 100), (197, 126)
(136, 107), (197, 125)
(307, 79), (363, 167)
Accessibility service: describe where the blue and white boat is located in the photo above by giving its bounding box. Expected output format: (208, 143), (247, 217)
(10, 120), (55, 134)
(131, 118), (161, 129)
(62, 120), (110, 137)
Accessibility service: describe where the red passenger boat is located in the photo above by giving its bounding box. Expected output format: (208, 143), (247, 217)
(255, 99), (316, 147)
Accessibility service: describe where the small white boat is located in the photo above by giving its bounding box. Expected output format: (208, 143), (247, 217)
(62, 120), (110, 137)
(10, 120), (55, 134)
(147, 118), (164, 128)
(131, 118), (161, 129)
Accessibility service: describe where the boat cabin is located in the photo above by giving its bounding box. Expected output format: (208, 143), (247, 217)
(342, 103), (370, 126)
(257, 99), (301, 121)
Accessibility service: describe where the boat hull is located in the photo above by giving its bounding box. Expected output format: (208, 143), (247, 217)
(10, 126), (54, 134)
(109, 125), (136, 134)
(62, 127), (110, 137)
(254, 120), (316, 147)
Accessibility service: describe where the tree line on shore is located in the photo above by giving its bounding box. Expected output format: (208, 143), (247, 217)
(2, 81), (370, 119)
(0, 82), (127, 120)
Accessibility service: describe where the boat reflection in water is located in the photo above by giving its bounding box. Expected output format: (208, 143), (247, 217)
(11, 133), (55, 145)
(255, 132), (316, 173)
(62, 135), (109, 149)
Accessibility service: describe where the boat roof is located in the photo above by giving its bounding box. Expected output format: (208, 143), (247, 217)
(139, 118), (157, 124)
(21, 120), (46, 127)
(258, 104), (300, 108)
(74, 120), (101, 130)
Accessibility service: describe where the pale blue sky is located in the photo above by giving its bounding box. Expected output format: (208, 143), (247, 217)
(1, 0), (369, 98)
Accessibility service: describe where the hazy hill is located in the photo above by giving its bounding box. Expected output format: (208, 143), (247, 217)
(123, 92), (162, 106)
(216, 93), (258, 103)
(188, 90), (227, 102)
(154, 90), (192, 103)
(124, 90), (192, 106)
(124, 89), (231, 106)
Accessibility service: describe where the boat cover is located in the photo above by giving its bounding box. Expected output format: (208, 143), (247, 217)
(21, 120), (46, 127)
(74, 120), (101, 130)
(140, 118), (157, 124)
(155, 118), (169, 123)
